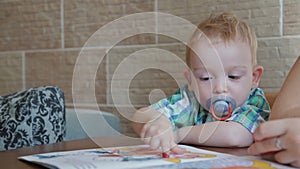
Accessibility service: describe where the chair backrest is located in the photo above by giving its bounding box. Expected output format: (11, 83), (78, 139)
(65, 108), (120, 141)
(0, 86), (65, 151)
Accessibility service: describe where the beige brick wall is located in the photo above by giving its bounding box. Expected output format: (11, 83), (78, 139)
(1, 0), (300, 137)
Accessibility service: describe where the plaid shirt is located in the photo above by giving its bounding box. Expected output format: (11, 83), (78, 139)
(149, 85), (270, 133)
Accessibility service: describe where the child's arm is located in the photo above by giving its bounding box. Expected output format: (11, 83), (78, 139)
(132, 107), (169, 135)
(176, 88), (270, 147)
(132, 107), (185, 153)
(176, 121), (253, 147)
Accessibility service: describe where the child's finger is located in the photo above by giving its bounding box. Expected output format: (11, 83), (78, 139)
(141, 123), (157, 141)
(140, 122), (151, 139)
(161, 139), (173, 152)
(149, 137), (161, 150)
(170, 145), (186, 154)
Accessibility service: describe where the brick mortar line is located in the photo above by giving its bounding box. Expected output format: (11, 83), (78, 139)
(22, 52), (26, 90)
(61, 0), (65, 49)
(257, 35), (300, 40)
(0, 42), (185, 54)
(66, 103), (147, 108)
(155, 0), (158, 44)
(280, 0), (283, 36)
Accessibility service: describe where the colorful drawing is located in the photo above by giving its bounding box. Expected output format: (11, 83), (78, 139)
(208, 159), (277, 169)
(250, 160), (277, 169)
(142, 157), (279, 169)
(96, 146), (216, 163)
(18, 145), (295, 169)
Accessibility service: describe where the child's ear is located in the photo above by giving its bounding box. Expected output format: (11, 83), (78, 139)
(183, 69), (193, 89)
(252, 66), (264, 88)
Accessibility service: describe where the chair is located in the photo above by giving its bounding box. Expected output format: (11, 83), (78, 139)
(0, 86), (65, 151)
(65, 108), (121, 141)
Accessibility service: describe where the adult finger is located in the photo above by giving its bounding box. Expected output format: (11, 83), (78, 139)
(248, 137), (283, 155)
(253, 119), (287, 141)
(290, 160), (300, 168)
(274, 150), (295, 165)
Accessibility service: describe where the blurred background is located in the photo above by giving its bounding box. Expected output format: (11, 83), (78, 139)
(1, 0), (300, 137)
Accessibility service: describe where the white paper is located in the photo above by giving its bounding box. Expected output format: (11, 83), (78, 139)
(18, 145), (297, 169)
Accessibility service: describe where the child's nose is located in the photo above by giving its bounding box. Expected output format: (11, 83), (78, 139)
(213, 79), (228, 94)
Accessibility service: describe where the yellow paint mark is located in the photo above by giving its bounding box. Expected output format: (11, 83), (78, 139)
(164, 158), (181, 163)
(251, 160), (277, 169)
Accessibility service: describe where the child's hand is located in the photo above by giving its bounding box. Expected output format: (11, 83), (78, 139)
(140, 114), (183, 153)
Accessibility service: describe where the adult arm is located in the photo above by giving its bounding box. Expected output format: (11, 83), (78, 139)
(248, 56), (300, 167)
(270, 56), (300, 120)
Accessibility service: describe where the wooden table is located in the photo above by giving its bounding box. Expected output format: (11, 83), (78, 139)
(0, 136), (249, 169)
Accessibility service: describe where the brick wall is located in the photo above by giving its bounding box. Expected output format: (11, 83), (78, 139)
(1, 0), (300, 137)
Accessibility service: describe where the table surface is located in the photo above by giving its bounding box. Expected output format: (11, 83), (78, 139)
(0, 136), (250, 169)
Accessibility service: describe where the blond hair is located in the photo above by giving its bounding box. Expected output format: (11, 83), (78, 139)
(186, 12), (257, 67)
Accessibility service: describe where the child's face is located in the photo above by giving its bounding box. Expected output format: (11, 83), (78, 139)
(186, 38), (262, 111)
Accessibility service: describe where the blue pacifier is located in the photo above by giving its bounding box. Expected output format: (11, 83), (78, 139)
(206, 96), (236, 121)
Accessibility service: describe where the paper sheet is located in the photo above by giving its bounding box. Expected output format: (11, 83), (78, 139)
(18, 145), (297, 169)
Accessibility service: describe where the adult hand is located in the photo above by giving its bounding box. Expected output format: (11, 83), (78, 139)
(248, 118), (300, 167)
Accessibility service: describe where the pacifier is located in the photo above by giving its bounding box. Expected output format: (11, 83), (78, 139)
(206, 96), (236, 121)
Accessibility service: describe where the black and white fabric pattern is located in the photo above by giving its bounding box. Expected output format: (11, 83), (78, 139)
(0, 86), (65, 151)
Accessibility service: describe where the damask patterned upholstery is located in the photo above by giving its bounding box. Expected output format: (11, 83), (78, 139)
(0, 86), (65, 151)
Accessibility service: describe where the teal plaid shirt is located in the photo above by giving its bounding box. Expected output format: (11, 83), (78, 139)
(149, 85), (270, 133)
